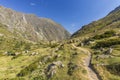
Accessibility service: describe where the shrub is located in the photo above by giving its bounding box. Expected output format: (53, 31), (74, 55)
(33, 76), (45, 80)
(7, 51), (16, 56)
(48, 43), (59, 48)
(23, 43), (32, 50)
(11, 54), (22, 60)
(94, 38), (120, 48)
(106, 63), (120, 76)
(17, 62), (38, 77)
(67, 62), (78, 76)
(82, 69), (87, 74)
(93, 51), (101, 55)
(10, 77), (25, 80)
(93, 30), (116, 39)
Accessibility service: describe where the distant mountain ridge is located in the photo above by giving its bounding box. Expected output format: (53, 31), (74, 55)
(108, 5), (120, 14)
(0, 6), (70, 42)
(72, 5), (120, 38)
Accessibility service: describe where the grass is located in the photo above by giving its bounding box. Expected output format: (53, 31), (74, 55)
(13, 43), (90, 80)
(0, 46), (50, 80)
(89, 35), (120, 80)
(1, 20), (120, 80)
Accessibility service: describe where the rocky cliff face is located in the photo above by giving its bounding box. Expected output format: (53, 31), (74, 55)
(0, 6), (70, 42)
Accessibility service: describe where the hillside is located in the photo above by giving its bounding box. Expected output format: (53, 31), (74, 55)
(71, 5), (120, 80)
(0, 20), (99, 80)
(0, 6), (70, 42)
(1, 4), (120, 80)
(72, 5), (120, 38)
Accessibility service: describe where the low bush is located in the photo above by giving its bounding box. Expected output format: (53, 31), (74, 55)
(10, 77), (25, 80)
(93, 51), (102, 55)
(67, 62), (78, 76)
(7, 51), (16, 56)
(106, 63), (120, 76)
(11, 54), (22, 60)
(17, 61), (38, 77)
(94, 38), (120, 48)
(93, 30), (116, 39)
(82, 69), (87, 74)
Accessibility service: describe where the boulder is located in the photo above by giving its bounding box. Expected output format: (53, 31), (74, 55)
(4, 51), (8, 55)
(15, 52), (21, 55)
(45, 64), (57, 79)
(52, 61), (64, 68)
(30, 52), (39, 56)
(80, 42), (84, 47)
(105, 48), (113, 55)
(42, 55), (52, 63)
(45, 61), (64, 79)
(0, 33), (4, 36)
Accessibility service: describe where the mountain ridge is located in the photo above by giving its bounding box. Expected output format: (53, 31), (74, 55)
(72, 5), (120, 38)
(108, 5), (120, 15)
(0, 6), (70, 42)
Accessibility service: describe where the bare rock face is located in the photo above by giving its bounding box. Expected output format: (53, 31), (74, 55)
(0, 6), (70, 42)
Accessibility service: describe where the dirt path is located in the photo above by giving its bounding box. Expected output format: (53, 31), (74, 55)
(72, 44), (99, 80)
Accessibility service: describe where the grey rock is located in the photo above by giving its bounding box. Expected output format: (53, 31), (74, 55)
(0, 33), (4, 36)
(45, 61), (64, 79)
(42, 55), (52, 63)
(105, 48), (113, 55)
(45, 64), (57, 79)
(31, 52), (36, 56)
(4, 51), (8, 55)
(80, 42), (84, 47)
(52, 61), (64, 68)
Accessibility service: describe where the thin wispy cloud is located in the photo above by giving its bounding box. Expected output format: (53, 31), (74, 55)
(30, 3), (36, 6)
(71, 24), (76, 27)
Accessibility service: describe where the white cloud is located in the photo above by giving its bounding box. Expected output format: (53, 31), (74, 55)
(30, 3), (36, 6)
(71, 24), (76, 27)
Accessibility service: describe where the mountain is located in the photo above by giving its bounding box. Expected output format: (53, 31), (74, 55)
(0, 6), (70, 42)
(109, 5), (120, 14)
(1, 5), (120, 80)
(72, 5), (120, 38)
(71, 5), (120, 80)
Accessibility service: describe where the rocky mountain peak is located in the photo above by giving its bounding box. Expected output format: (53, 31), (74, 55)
(0, 6), (70, 42)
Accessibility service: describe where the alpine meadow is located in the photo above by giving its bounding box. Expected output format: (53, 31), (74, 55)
(0, 0), (120, 80)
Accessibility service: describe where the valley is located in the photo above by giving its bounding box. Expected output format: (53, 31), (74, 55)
(0, 4), (120, 80)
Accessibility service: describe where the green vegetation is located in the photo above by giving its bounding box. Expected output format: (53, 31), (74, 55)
(90, 35), (120, 80)
(1, 4), (120, 80)
(94, 38), (120, 48)
(67, 62), (78, 76)
(17, 61), (38, 77)
(93, 30), (116, 39)
(73, 17), (120, 80)
(0, 29), (89, 80)
(106, 63), (120, 75)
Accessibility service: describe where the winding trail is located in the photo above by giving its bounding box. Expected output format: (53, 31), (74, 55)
(72, 44), (100, 80)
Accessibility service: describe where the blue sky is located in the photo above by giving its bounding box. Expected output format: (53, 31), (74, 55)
(0, 0), (120, 33)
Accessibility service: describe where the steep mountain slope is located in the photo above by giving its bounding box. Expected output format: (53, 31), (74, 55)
(71, 5), (120, 80)
(72, 5), (120, 38)
(1, 4), (120, 80)
(0, 6), (70, 42)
